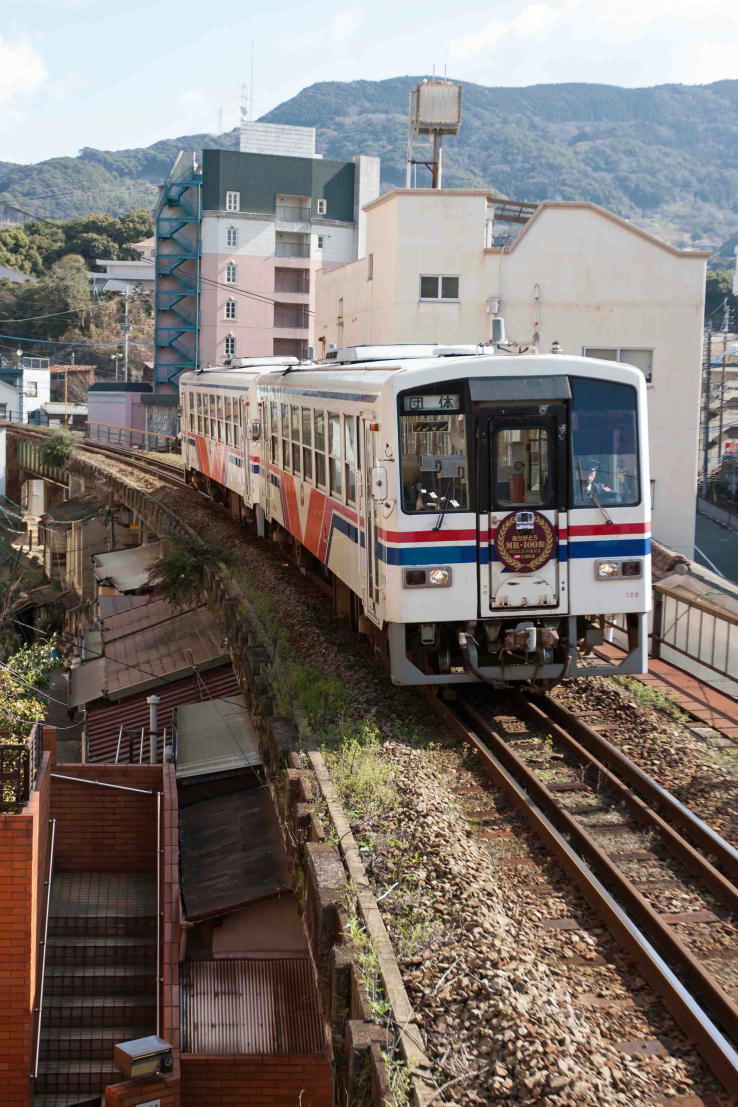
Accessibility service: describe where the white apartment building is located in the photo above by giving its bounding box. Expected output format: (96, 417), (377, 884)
(316, 190), (708, 556)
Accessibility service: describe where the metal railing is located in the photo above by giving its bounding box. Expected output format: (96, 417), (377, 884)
(274, 273), (310, 294)
(85, 421), (180, 453)
(651, 584), (738, 687)
(275, 241), (311, 258)
(32, 817), (56, 1080)
(0, 723), (44, 812)
(273, 308), (309, 329)
(275, 205), (311, 224)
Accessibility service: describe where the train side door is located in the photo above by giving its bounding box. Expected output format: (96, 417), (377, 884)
(361, 419), (381, 625)
(485, 410), (567, 612)
(240, 396), (250, 503)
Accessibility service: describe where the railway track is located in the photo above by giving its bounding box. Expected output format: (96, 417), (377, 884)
(8, 426), (187, 488)
(424, 686), (738, 1097)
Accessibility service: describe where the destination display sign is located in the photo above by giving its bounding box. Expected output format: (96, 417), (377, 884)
(403, 394), (461, 412)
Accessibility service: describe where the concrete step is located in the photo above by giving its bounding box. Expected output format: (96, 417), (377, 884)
(48, 914), (156, 939)
(40, 1025), (148, 1062)
(35, 1060), (120, 1097)
(43, 995), (156, 1030)
(45, 965), (155, 998)
(46, 936), (156, 969)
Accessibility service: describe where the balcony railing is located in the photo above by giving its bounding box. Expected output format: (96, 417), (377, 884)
(274, 273), (310, 294)
(275, 241), (311, 259)
(274, 308), (309, 329)
(0, 723), (43, 812)
(276, 205), (311, 224)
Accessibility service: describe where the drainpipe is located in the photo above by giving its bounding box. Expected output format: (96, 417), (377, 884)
(147, 695), (160, 763)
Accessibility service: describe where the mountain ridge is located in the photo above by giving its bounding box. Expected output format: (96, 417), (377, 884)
(2, 77), (737, 256)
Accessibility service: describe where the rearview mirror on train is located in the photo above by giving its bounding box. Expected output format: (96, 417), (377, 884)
(248, 421), (261, 441)
(370, 467), (388, 500)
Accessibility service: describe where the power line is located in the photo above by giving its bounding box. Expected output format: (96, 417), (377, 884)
(0, 331), (153, 350)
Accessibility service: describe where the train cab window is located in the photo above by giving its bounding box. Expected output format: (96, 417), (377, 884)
(571, 378), (640, 506)
(399, 394), (469, 513)
(290, 405), (301, 473)
(281, 403), (291, 471)
(329, 413), (342, 497)
(344, 415), (357, 504)
(494, 427), (551, 508)
(314, 411), (327, 488)
(301, 408), (313, 481)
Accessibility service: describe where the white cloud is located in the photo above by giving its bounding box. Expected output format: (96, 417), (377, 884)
(0, 36), (47, 121)
(280, 5), (364, 53)
(597, 0), (738, 31)
(689, 40), (738, 84)
(450, 3), (569, 61)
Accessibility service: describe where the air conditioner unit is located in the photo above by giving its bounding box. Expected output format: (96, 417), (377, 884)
(490, 317), (506, 344)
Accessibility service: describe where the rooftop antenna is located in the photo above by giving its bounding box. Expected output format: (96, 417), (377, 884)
(405, 78), (462, 189)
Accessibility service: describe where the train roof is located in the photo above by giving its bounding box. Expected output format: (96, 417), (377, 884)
(180, 352), (646, 395)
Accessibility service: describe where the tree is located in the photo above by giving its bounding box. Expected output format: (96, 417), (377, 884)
(0, 227), (45, 276)
(116, 208), (154, 245)
(12, 255), (92, 340)
(63, 231), (119, 267)
(705, 271), (738, 327)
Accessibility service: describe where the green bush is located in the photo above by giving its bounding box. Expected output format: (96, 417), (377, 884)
(38, 431), (73, 469)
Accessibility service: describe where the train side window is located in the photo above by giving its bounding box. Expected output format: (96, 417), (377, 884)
(344, 415), (356, 504)
(224, 396), (232, 445)
(270, 401), (280, 465)
(314, 411), (327, 488)
(206, 395), (213, 439)
(281, 403), (291, 471)
(217, 395), (224, 442)
(291, 405), (301, 473)
(329, 413), (343, 497)
(301, 408), (313, 481)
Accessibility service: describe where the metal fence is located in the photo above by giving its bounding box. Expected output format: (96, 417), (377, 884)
(85, 421), (180, 453)
(0, 723), (44, 812)
(275, 241), (311, 258)
(652, 585), (738, 690)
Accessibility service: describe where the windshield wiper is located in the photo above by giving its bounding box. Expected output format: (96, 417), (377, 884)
(587, 484), (613, 525)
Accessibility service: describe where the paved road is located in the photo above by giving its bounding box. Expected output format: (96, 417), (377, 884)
(694, 512), (738, 584)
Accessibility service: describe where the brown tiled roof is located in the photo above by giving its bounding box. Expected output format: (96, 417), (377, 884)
(49, 364), (96, 373)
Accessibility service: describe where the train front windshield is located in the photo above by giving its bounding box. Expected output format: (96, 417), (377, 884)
(399, 392), (470, 513)
(571, 378), (640, 507)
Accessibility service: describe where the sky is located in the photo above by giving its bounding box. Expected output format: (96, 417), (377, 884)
(1, 0), (737, 166)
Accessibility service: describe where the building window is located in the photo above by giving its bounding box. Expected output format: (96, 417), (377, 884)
(420, 275), (460, 301)
(226, 191), (240, 212)
(227, 226), (238, 247)
(224, 336), (235, 358)
(367, 254), (373, 281)
(316, 198), (327, 216)
(25, 380), (38, 397)
(583, 347), (653, 383)
(226, 262), (237, 284)
(317, 236), (325, 250)
(225, 299), (236, 320)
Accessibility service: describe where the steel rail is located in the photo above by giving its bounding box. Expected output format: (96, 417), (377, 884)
(529, 692), (738, 873)
(513, 693), (738, 911)
(422, 689), (738, 1096)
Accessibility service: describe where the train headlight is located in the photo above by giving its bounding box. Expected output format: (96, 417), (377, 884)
(403, 567), (452, 588)
(595, 560), (620, 579)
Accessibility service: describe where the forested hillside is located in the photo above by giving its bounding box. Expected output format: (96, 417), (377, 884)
(2, 77), (737, 250)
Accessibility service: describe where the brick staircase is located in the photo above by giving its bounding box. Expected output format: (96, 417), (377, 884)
(33, 872), (157, 1107)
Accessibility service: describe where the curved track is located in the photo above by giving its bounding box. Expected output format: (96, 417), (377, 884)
(424, 687), (738, 1096)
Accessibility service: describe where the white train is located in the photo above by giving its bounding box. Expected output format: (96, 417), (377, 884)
(180, 345), (651, 687)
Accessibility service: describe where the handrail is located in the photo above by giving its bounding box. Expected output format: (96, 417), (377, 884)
(156, 791), (162, 1037)
(32, 818), (56, 1079)
(115, 724), (123, 764)
(49, 773), (156, 795)
(139, 727), (145, 765)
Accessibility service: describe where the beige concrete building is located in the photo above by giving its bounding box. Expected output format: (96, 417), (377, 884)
(316, 190), (708, 556)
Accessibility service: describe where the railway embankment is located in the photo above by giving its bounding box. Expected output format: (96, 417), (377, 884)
(7, 429), (738, 1105)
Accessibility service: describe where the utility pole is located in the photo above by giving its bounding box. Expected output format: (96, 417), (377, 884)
(702, 326), (713, 497)
(717, 296), (730, 467)
(122, 287), (131, 382)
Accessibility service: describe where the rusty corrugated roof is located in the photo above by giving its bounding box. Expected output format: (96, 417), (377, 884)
(86, 663), (239, 762)
(182, 959), (325, 1056)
